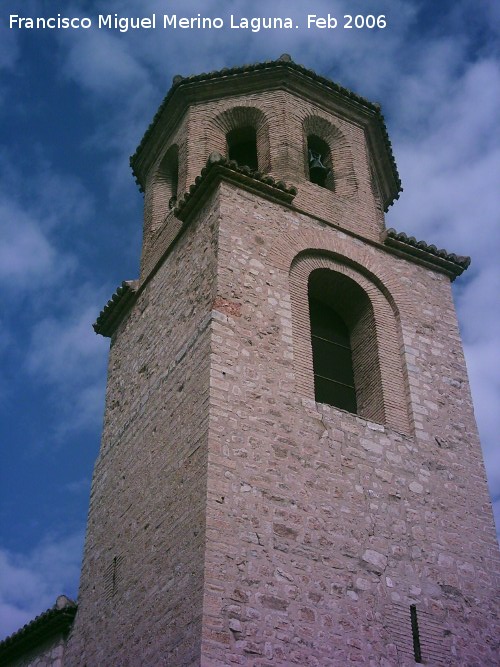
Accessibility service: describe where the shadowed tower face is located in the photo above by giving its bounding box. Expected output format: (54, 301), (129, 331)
(64, 56), (499, 666)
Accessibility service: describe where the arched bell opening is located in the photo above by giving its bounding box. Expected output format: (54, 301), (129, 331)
(307, 135), (334, 190)
(227, 126), (259, 170)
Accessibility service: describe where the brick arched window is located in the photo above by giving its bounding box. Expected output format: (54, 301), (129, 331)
(151, 144), (179, 227)
(210, 106), (271, 173)
(308, 268), (381, 418)
(302, 116), (357, 197)
(227, 126), (258, 170)
(288, 253), (412, 434)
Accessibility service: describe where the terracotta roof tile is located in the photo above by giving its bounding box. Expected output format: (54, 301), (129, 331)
(384, 228), (471, 279)
(0, 596), (76, 663)
(174, 151), (297, 221)
(93, 280), (138, 337)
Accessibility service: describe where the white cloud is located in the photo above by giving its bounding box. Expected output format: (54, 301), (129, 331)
(0, 151), (96, 295)
(390, 58), (500, 241)
(0, 146), (109, 437)
(457, 267), (500, 344)
(0, 199), (73, 289)
(0, 531), (84, 640)
(25, 300), (109, 435)
(0, 153), (95, 232)
(464, 337), (500, 486)
(385, 49), (500, 538)
(61, 27), (152, 98)
(64, 477), (91, 494)
(26, 305), (107, 385)
(57, 378), (107, 437)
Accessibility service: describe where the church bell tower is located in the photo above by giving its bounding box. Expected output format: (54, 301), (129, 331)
(64, 55), (499, 665)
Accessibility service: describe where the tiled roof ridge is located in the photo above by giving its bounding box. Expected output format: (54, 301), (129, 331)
(129, 54), (400, 198)
(384, 228), (471, 277)
(174, 151), (297, 219)
(93, 279), (139, 337)
(0, 596), (77, 660)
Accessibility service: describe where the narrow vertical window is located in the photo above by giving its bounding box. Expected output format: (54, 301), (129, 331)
(227, 126), (258, 170)
(307, 135), (333, 189)
(153, 144), (179, 227)
(309, 296), (357, 413)
(167, 151), (179, 209)
(410, 604), (422, 663)
(104, 555), (123, 600)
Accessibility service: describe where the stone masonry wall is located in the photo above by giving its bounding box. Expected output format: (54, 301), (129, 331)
(64, 191), (220, 667)
(201, 182), (500, 665)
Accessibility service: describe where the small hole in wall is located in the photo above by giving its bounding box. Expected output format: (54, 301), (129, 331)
(104, 555), (123, 600)
(410, 604), (422, 663)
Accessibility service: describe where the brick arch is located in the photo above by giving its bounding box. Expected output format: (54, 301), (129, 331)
(209, 106), (271, 172)
(268, 227), (413, 315)
(154, 144), (179, 219)
(290, 251), (411, 434)
(144, 142), (182, 237)
(303, 115), (358, 197)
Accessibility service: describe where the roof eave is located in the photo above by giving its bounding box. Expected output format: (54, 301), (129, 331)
(174, 152), (297, 222)
(383, 228), (471, 280)
(0, 601), (77, 663)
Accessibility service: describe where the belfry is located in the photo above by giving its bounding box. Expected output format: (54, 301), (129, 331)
(2, 55), (499, 666)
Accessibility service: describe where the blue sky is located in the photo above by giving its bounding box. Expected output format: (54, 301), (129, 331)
(1, 0), (499, 640)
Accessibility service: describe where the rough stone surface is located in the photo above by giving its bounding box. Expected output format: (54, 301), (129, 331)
(199, 184), (500, 666)
(64, 190), (219, 667)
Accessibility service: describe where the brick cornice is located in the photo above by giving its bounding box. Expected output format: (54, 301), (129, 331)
(174, 152), (297, 222)
(383, 228), (471, 280)
(93, 280), (139, 337)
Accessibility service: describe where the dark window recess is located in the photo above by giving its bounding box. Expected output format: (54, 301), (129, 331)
(310, 297), (357, 413)
(227, 126), (258, 170)
(168, 156), (178, 209)
(410, 604), (423, 663)
(307, 135), (331, 187)
(158, 145), (179, 212)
